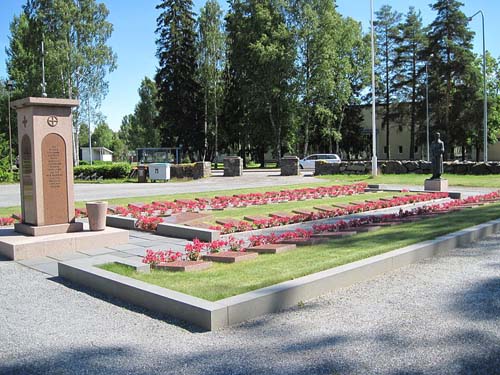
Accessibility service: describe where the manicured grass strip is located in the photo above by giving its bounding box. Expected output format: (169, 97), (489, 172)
(101, 203), (500, 301)
(207, 191), (403, 222)
(318, 173), (500, 188)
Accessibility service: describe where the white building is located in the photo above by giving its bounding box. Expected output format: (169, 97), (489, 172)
(80, 147), (113, 162)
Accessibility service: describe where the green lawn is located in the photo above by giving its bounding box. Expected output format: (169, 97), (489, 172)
(101, 203), (500, 301)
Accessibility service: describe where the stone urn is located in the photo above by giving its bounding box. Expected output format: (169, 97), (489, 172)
(86, 201), (108, 231)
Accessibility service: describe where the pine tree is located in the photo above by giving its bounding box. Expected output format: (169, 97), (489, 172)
(426, 0), (480, 158)
(155, 0), (202, 159)
(394, 7), (426, 160)
(374, 5), (402, 159)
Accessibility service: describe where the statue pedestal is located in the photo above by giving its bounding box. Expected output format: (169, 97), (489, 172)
(424, 179), (448, 192)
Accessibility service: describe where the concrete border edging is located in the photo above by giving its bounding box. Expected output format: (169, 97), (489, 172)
(106, 215), (137, 230)
(58, 218), (500, 331)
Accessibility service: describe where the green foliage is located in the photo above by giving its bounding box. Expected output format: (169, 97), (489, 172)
(426, 0), (480, 156)
(394, 7), (426, 160)
(5, 0), (117, 162)
(119, 77), (160, 151)
(375, 5), (402, 159)
(197, 0), (225, 162)
(155, 0), (203, 156)
(74, 162), (131, 179)
(91, 122), (114, 149)
(0, 135), (14, 182)
(290, 1), (370, 156)
(225, 0), (296, 165)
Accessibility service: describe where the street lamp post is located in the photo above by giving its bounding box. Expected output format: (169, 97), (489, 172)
(6, 80), (14, 173)
(87, 98), (92, 165)
(469, 10), (487, 162)
(425, 61), (430, 162)
(370, 0), (377, 176)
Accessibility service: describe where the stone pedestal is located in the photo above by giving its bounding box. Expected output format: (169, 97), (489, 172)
(11, 97), (81, 236)
(224, 157), (243, 177)
(424, 178), (448, 192)
(193, 161), (211, 179)
(281, 156), (299, 176)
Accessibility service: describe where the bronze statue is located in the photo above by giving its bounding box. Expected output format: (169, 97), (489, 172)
(430, 132), (444, 179)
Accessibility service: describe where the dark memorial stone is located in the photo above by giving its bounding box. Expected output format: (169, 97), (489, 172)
(42, 133), (69, 225)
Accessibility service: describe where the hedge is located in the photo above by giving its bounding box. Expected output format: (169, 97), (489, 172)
(74, 163), (131, 179)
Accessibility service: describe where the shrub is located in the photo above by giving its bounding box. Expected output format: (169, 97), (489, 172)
(0, 169), (14, 182)
(74, 162), (131, 179)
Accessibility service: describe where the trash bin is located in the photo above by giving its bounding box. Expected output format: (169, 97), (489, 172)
(148, 163), (170, 181)
(137, 165), (148, 183)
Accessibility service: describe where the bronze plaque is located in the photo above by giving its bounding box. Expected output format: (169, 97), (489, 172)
(20, 135), (35, 225)
(42, 134), (69, 225)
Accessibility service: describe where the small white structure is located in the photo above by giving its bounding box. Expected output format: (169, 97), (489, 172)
(148, 163), (171, 181)
(80, 147), (113, 162)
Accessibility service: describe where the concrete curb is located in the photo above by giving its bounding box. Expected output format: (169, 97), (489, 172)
(59, 218), (500, 331)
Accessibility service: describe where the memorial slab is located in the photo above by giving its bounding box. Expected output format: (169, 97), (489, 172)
(12, 97), (80, 234)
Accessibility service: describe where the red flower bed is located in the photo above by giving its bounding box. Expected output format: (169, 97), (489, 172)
(142, 235), (247, 265)
(141, 191), (500, 268)
(211, 192), (449, 234)
(110, 182), (368, 220)
(0, 217), (15, 226)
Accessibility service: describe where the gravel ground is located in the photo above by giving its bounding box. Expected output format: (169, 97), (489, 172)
(1, 233), (499, 375)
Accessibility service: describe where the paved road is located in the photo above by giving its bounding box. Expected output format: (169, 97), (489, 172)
(1, 231), (499, 374)
(0, 170), (321, 207)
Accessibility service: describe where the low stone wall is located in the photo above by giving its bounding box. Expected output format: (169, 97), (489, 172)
(224, 157), (243, 177)
(281, 156), (299, 176)
(315, 160), (500, 175)
(170, 162), (211, 179)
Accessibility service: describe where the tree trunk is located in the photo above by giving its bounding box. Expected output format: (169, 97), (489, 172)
(268, 103), (281, 165)
(203, 89), (208, 162)
(303, 47), (311, 157)
(410, 55), (416, 160)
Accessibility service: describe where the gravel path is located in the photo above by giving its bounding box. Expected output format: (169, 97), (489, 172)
(1, 232), (499, 374)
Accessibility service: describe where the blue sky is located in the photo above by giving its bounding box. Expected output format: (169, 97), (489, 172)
(1, 0), (498, 131)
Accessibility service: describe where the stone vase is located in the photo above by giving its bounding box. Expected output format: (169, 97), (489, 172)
(86, 201), (108, 231)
